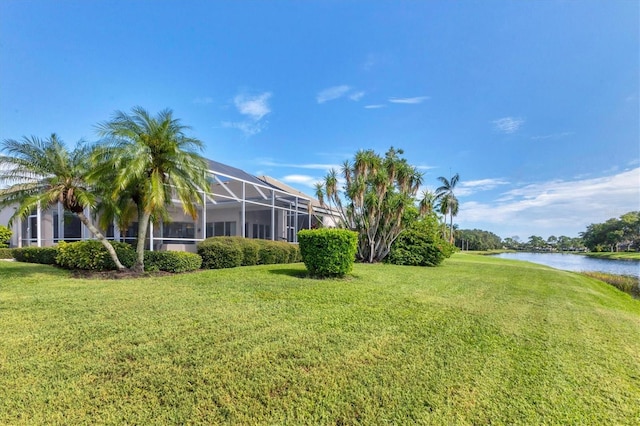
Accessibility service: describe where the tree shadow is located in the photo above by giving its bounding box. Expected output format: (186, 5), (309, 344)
(267, 268), (310, 279)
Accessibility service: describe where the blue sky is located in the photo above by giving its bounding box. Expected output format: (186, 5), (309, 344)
(1, 0), (638, 239)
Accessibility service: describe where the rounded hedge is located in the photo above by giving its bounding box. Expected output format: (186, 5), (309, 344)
(12, 247), (58, 265)
(144, 250), (202, 273)
(298, 229), (358, 277)
(56, 241), (136, 271)
(197, 237), (302, 269)
(386, 229), (448, 267)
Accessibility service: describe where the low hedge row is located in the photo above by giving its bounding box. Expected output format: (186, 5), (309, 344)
(198, 237), (300, 269)
(144, 250), (202, 273)
(12, 247), (59, 265)
(0, 248), (14, 259)
(57, 241), (137, 271)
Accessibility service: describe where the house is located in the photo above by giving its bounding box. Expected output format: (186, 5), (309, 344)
(1, 159), (338, 251)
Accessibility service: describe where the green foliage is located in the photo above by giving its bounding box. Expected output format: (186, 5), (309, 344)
(581, 211), (639, 252)
(197, 238), (244, 269)
(143, 250), (202, 273)
(456, 228), (503, 251)
(12, 247), (58, 264)
(0, 248), (13, 259)
(387, 215), (454, 266)
(0, 225), (11, 248)
(198, 237), (300, 269)
(387, 230), (448, 266)
(316, 147), (427, 263)
(298, 229), (358, 277)
(56, 241), (136, 271)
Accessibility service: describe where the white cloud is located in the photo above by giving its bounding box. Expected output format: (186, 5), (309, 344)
(281, 174), (321, 187)
(531, 131), (573, 141)
(223, 92), (272, 136)
(317, 85), (351, 103)
(234, 92), (272, 120)
(456, 178), (509, 197)
(349, 91), (365, 101)
(221, 120), (267, 137)
(388, 96), (430, 104)
(493, 117), (524, 134)
(456, 168), (640, 238)
(364, 104), (386, 109)
(193, 96), (213, 105)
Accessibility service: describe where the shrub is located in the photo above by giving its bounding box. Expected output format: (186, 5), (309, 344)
(12, 247), (58, 265)
(236, 237), (260, 266)
(144, 250), (202, 273)
(56, 241), (136, 271)
(0, 225), (11, 248)
(298, 229), (358, 277)
(197, 238), (243, 269)
(198, 237), (301, 269)
(386, 229), (448, 267)
(0, 248), (13, 259)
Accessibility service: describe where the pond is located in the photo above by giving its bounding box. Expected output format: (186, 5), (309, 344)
(492, 252), (640, 278)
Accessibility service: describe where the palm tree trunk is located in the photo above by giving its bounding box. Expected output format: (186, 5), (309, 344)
(76, 211), (126, 271)
(133, 210), (152, 273)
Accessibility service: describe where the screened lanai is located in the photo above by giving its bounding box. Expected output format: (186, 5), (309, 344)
(7, 159), (331, 251)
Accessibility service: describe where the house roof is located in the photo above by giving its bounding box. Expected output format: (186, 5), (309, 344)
(206, 159), (266, 187)
(257, 175), (322, 207)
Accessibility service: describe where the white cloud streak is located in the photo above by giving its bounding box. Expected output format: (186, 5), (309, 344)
(317, 85), (351, 103)
(281, 174), (322, 187)
(456, 168), (640, 238)
(364, 104), (386, 109)
(531, 131), (574, 141)
(456, 178), (509, 196)
(493, 117), (524, 134)
(388, 96), (430, 104)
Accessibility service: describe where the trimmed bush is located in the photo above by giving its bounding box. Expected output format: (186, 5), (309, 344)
(386, 229), (448, 267)
(144, 250), (202, 273)
(12, 247), (58, 265)
(0, 225), (11, 248)
(0, 248), (14, 259)
(298, 229), (358, 277)
(56, 241), (136, 271)
(240, 239), (260, 266)
(198, 238), (243, 269)
(198, 237), (301, 269)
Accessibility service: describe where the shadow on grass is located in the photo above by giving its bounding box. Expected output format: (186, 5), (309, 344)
(0, 261), (71, 279)
(268, 268), (310, 279)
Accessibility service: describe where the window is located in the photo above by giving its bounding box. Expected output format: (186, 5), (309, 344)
(251, 223), (270, 239)
(207, 221), (236, 237)
(163, 222), (195, 239)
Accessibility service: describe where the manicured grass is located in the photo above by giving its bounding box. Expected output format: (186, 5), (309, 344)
(1, 254), (639, 424)
(583, 251), (640, 261)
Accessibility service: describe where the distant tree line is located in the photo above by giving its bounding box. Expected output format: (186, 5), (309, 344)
(456, 229), (502, 251)
(580, 211), (639, 252)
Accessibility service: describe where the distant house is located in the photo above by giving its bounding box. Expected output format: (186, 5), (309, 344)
(1, 159), (338, 251)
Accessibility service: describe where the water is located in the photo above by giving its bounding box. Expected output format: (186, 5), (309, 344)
(492, 252), (640, 278)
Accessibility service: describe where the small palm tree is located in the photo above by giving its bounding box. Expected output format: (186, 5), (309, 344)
(435, 173), (460, 244)
(0, 134), (126, 270)
(94, 107), (209, 272)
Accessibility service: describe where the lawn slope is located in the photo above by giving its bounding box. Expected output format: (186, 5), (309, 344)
(1, 254), (638, 424)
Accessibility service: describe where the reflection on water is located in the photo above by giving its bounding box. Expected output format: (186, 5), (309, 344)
(493, 252), (640, 278)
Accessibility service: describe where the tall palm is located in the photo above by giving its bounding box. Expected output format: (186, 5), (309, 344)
(94, 107), (209, 272)
(0, 134), (126, 270)
(435, 173), (460, 244)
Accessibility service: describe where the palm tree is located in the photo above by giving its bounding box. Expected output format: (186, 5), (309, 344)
(0, 134), (126, 270)
(435, 173), (460, 244)
(94, 107), (209, 272)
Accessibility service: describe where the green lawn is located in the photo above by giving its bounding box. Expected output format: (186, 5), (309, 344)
(1, 254), (639, 424)
(583, 251), (640, 261)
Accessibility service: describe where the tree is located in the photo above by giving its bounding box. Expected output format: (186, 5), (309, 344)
(0, 134), (126, 270)
(316, 147), (426, 263)
(94, 107), (209, 272)
(435, 173), (460, 244)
